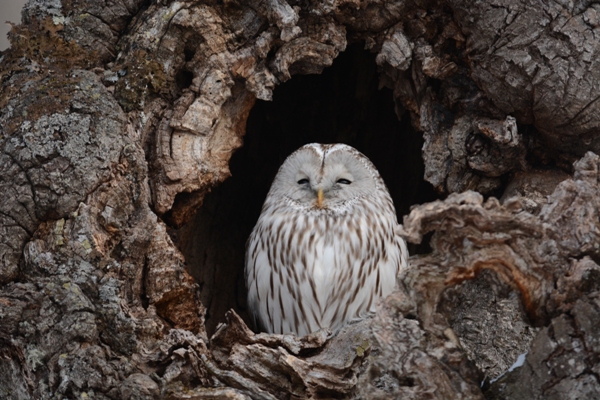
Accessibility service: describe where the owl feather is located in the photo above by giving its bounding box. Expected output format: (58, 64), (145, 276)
(245, 143), (408, 336)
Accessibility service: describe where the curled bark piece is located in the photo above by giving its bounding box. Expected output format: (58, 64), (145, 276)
(247, 0), (301, 42)
(414, 42), (458, 80)
(397, 152), (600, 395)
(401, 191), (560, 325)
(376, 26), (413, 71)
(169, 387), (251, 400)
(271, 32), (347, 82)
(422, 113), (527, 194)
(468, 116), (527, 177)
(501, 169), (571, 215)
(110, 0), (349, 220)
(208, 311), (369, 399)
(541, 152), (600, 259)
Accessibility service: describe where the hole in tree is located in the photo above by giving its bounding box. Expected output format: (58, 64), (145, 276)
(183, 43), (197, 62)
(175, 69), (194, 90)
(174, 43), (438, 336)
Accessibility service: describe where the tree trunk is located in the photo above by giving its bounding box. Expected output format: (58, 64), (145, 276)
(2, 0), (600, 399)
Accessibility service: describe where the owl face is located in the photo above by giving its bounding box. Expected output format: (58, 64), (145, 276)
(269, 143), (382, 211)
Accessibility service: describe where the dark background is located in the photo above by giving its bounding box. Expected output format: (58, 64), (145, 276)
(177, 44), (438, 335)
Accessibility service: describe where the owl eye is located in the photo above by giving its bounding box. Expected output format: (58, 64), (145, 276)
(337, 178), (352, 185)
(297, 178), (309, 185)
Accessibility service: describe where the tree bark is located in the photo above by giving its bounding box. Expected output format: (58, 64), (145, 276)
(2, 0), (600, 399)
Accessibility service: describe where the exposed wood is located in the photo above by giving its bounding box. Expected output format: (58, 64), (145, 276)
(2, 0), (600, 399)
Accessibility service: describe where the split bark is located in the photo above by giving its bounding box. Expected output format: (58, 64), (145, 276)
(2, 0), (600, 399)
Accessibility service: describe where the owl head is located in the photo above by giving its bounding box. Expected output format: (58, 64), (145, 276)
(267, 143), (387, 212)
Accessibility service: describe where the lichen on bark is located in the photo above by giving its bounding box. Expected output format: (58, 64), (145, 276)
(2, 0), (600, 399)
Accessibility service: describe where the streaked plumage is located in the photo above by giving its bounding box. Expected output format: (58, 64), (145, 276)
(245, 143), (408, 336)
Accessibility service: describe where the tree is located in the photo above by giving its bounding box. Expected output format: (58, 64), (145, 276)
(2, 0), (600, 398)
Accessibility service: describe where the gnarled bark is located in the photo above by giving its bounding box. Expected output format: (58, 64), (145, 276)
(2, 0), (600, 399)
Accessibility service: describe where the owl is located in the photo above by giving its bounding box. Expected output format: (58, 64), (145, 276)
(245, 143), (408, 336)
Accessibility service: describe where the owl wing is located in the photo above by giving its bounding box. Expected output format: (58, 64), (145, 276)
(395, 223), (410, 273)
(317, 210), (404, 332)
(246, 206), (408, 336)
(245, 225), (264, 331)
(246, 212), (316, 335)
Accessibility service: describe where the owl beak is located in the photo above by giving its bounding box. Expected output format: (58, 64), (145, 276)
(316, 189), (324, 208)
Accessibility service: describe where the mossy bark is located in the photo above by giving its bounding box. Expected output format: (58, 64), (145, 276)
(2, 0), (600, 399)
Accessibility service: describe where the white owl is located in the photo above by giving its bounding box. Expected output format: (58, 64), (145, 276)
(245, 143), (408, 336)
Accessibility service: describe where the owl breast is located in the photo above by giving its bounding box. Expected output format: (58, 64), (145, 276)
(245, 196), (403, 336)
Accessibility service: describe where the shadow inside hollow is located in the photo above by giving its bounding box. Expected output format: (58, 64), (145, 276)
(175, 43), (438, 336)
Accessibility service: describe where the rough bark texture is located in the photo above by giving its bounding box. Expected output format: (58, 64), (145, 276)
(2, 0), (600, 399)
